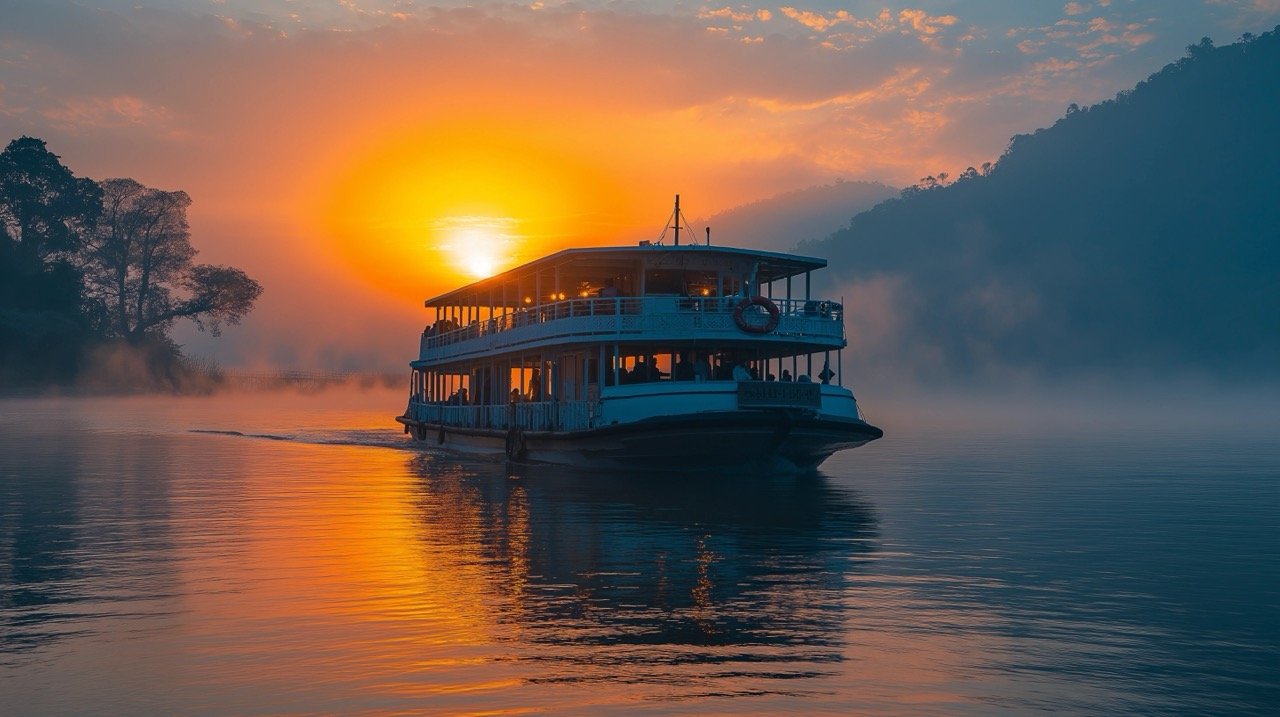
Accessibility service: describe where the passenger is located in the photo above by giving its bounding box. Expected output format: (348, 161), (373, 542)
(766, 373), (776, 382)
(797, 374), (812, 383)
(732, 362), (751, 381)
(527, 369), (543, 401)
(632, 356), (649, 383)
(673, 352), (695, 381)
(693, 354), (712, 382)
(646, 355), (665, 382)
(598, 278), (619, 298)
(713, 358), (731, 381)
(819, 362), (835, 385)
(780, 369), (793, 382)
(510, 388), (521, 403)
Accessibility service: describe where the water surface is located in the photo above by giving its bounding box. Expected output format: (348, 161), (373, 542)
(1, 389), (1276, 715)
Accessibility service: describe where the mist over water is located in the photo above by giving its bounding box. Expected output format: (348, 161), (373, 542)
(1, 387), (1276, 715)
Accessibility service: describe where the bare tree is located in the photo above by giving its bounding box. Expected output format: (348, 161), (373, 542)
(84, 178), (261, 341)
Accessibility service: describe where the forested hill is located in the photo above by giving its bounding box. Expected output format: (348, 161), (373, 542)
(809, 28), (1280, 383)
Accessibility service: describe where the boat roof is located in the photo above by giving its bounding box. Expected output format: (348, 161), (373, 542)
(425, 244), (828, 308)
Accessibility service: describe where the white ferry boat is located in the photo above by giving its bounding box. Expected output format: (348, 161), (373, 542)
(397, 204), (882, 469)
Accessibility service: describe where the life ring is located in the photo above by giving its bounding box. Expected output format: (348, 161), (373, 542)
(733, 296), (781, 334)
(504, 428), (527, 460)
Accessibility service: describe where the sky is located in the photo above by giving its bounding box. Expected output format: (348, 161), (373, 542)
(2, 0), (1278, 370)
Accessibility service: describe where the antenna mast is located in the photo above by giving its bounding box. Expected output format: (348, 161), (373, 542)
(673, 194), (680, 246)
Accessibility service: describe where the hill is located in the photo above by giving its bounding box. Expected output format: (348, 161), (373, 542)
(808, 29), (1280, 383)
(695, 181), (897, 253)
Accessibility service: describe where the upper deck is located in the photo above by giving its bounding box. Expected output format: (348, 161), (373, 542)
(425, 245), (828, 309)
(416, 244), (845, 366)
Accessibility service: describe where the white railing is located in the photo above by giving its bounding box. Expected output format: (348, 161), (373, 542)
(408, 399), (594, 432)
(419, 296), (844, 361)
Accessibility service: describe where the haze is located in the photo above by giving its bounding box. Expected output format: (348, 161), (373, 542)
(2, 0), (1277, 372)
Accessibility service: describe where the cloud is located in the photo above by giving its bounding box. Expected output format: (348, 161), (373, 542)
(698, 5), (772, 24)
(39, 94), (176, 133)
(779, 7), (854, 32)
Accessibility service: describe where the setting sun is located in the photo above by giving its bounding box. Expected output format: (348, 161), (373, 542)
(440, 217), (513, 279)
(316, 122), (644, 302)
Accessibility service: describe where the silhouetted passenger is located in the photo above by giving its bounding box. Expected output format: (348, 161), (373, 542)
(693, 354), (712, 382)
(780, 369), (793, 382)
(632, 356), (649, 383)
(646, 355), (665, 381)
(713, 358), (732, 381)
(732, 363), (751, 381)
(819, 361), (835, 385)
(527, 369), (543, 401)
(673, 352), (695, 381)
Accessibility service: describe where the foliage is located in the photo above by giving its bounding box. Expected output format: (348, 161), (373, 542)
(83, 178), (262, 342)
(0, 139), (262, 388)
(809, 27), (1280, 381)
(0, 137), (102, 268)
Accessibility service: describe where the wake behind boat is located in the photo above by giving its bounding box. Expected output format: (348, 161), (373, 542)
(396, 198), (882, 468)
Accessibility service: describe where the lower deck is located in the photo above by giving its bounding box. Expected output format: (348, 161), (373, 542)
(403, 380), (868, 433)
(397, 380), (882, 468)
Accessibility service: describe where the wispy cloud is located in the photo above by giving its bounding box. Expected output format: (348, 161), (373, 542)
(39, 94), (176, 134)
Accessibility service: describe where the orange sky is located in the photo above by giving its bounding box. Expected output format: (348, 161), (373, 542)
(2, 1), (1275, 370)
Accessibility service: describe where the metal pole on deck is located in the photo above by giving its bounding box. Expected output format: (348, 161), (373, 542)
(673, 194), (680, 246)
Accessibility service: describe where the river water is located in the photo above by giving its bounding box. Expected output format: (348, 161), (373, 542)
(1, 388), (1276, 715)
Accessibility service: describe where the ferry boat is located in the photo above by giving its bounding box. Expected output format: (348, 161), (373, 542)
(396, 200), (882, 469)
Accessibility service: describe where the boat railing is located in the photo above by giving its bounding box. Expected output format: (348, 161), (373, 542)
(409, 399), (594, 432)
(420, 296), (844, 357)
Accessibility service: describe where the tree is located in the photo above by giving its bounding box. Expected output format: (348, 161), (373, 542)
(0, 137), (101, 269)
(84, 178), (262, 342)
(0, 137), (101, 382)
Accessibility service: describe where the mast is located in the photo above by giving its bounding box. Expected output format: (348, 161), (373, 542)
(673, 194), (680, 246)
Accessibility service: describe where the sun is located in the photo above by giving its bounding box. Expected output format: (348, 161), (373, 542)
(316, 121), (646, 302)
(440, 217), (513, 279)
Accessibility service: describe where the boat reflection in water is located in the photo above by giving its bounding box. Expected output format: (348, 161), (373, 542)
(0, 399), (880, 713)
(404, 453), (879, 690)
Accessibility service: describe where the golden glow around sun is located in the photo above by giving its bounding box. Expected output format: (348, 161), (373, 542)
(317, 122), (644, 302)
(438, 216), (514, 279)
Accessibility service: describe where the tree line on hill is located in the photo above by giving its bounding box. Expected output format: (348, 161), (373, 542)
(808, 28), (1280, 384)
(0, 137), (262, 389)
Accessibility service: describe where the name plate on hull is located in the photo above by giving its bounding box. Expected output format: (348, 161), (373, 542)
(737, 381), (821, 408)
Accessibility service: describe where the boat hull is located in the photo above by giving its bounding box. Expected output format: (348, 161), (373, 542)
(397, 410), (882, 470)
